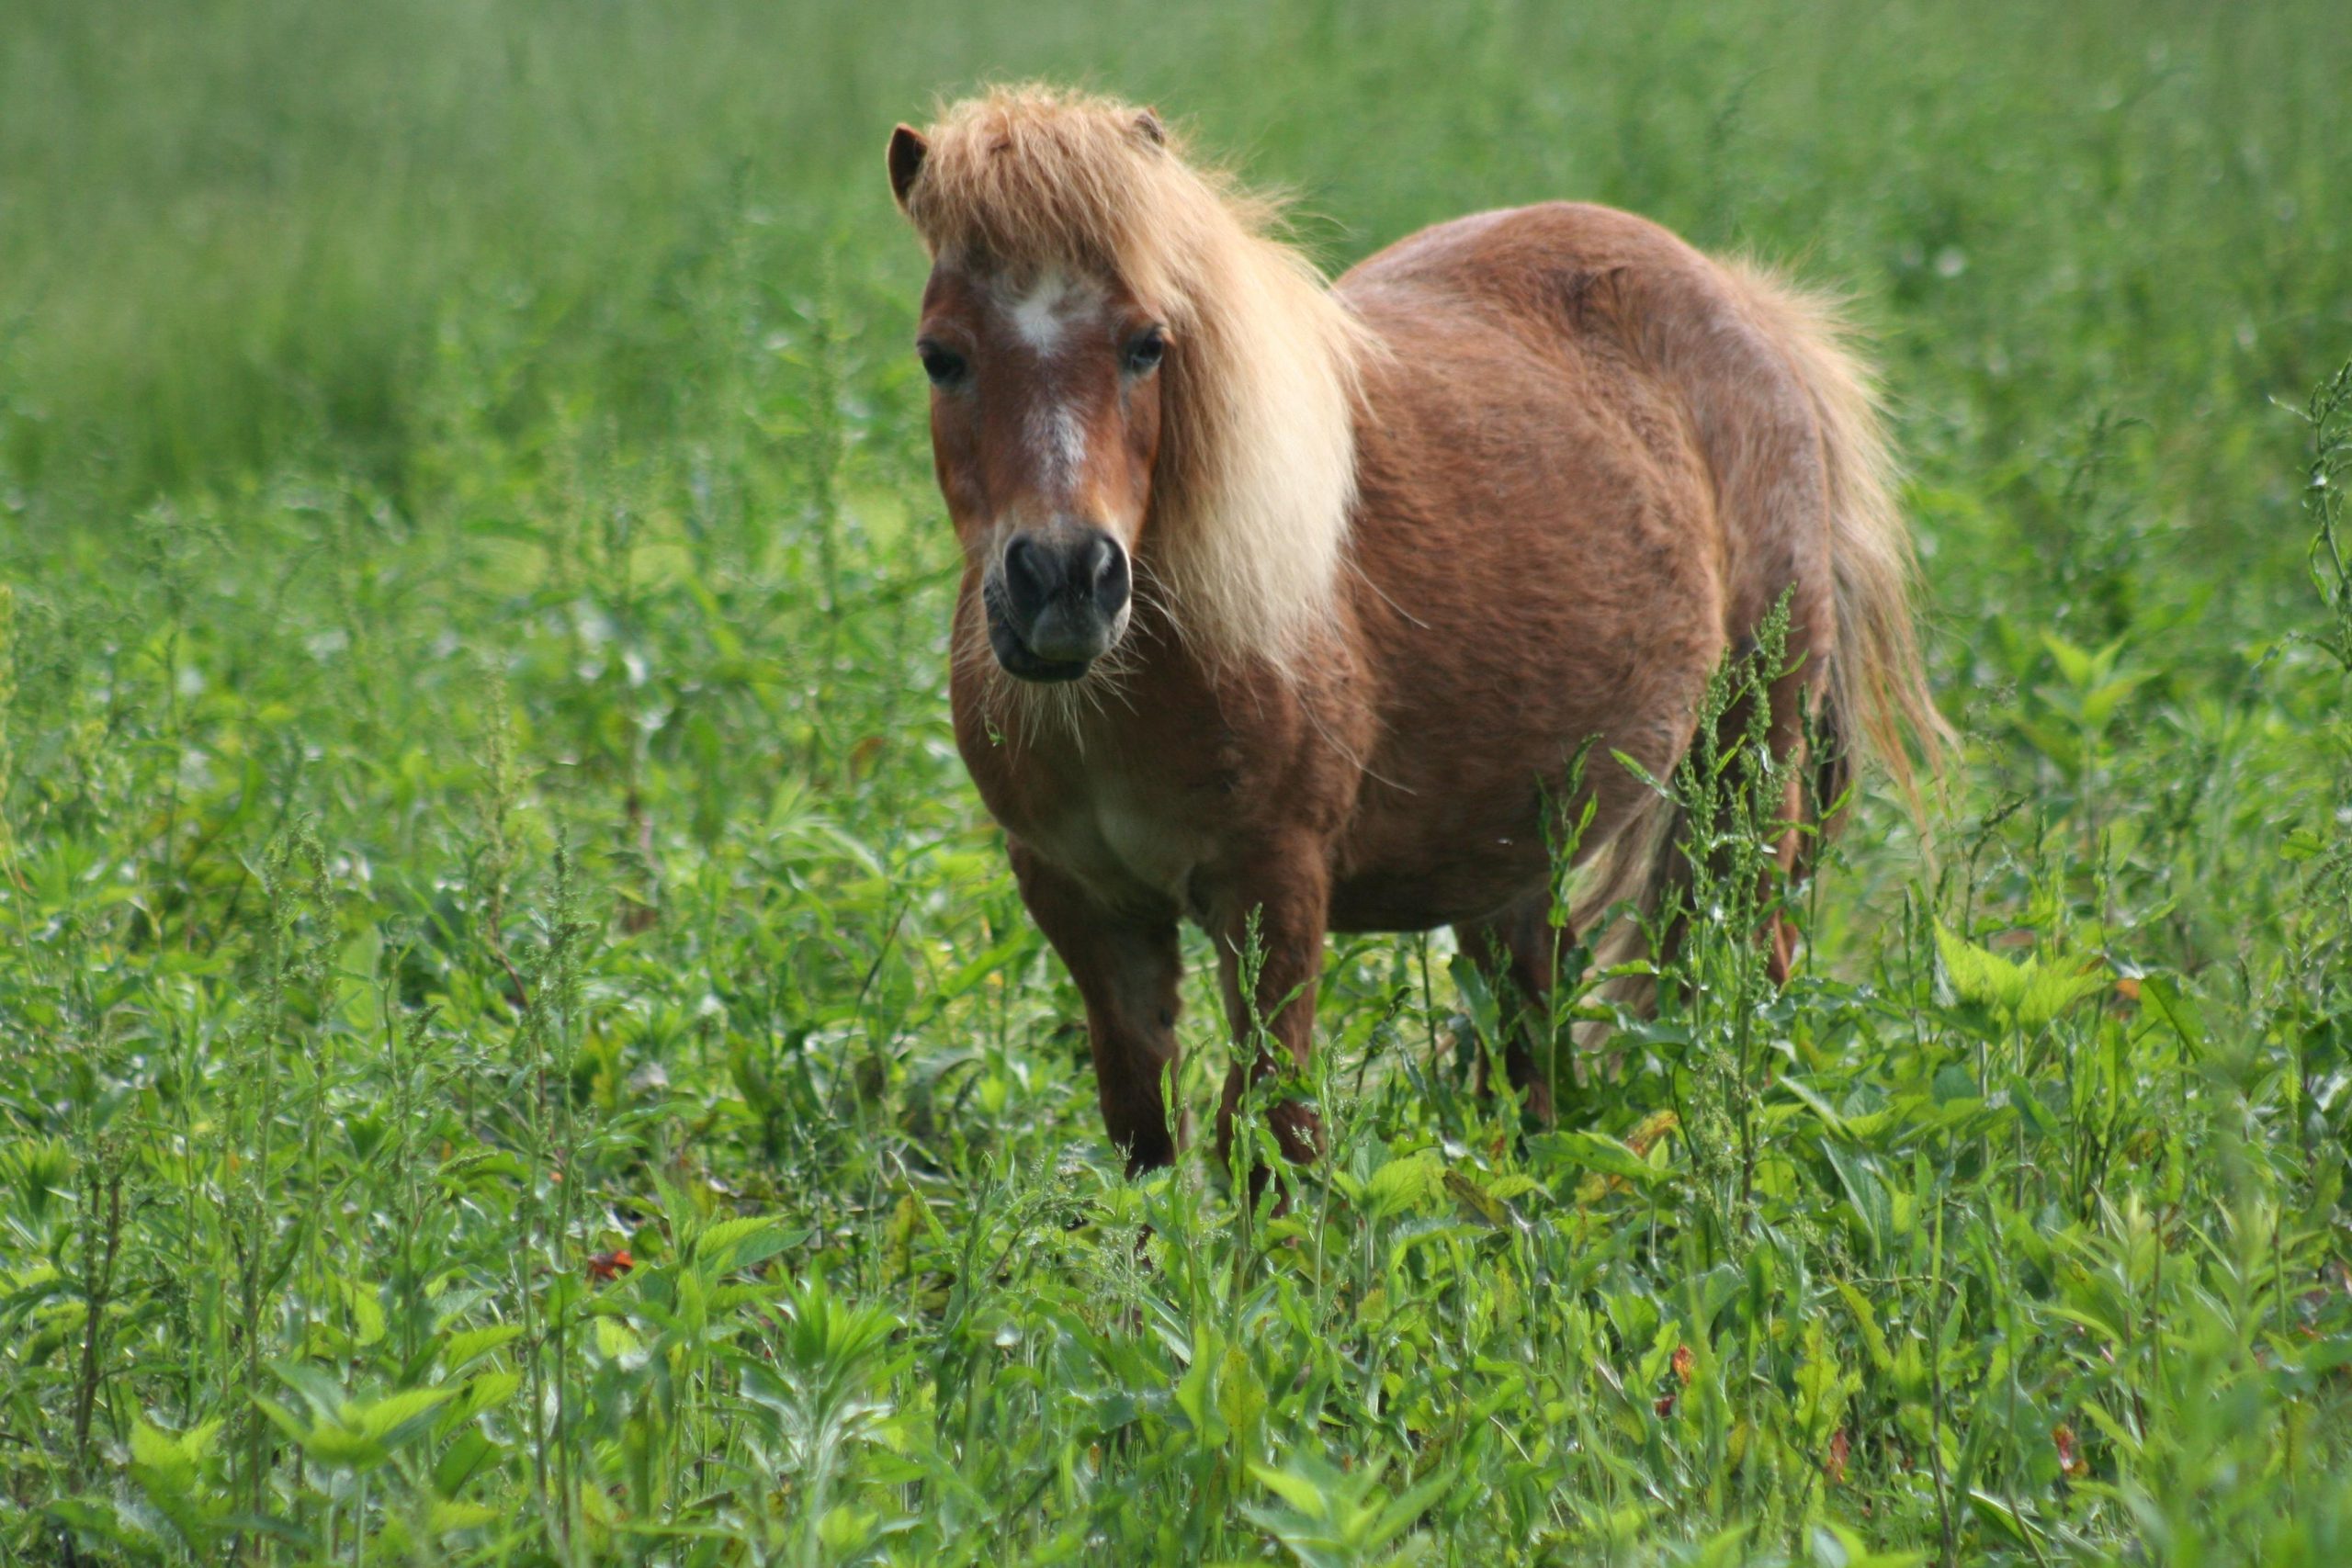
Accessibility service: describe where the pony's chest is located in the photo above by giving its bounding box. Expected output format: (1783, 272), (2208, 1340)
(952, 662), (1320, 915)
(1023, 778), (1223, 910)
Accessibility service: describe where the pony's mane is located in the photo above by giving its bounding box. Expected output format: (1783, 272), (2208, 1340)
(901, 85), (1375, 673)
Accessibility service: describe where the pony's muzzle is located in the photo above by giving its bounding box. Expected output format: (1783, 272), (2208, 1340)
(986, 527), (1131, 681)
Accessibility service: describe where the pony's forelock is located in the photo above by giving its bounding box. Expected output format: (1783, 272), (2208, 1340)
(902, 85), (1374, 674)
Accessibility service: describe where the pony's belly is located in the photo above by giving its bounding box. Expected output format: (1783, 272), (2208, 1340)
(1328, 833), (1554, 933)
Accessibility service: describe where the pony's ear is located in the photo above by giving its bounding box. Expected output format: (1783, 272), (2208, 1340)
(1133, 107), (1167, 148)
(888, 124), (929, 209)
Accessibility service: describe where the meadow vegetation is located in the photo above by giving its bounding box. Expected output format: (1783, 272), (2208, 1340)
(3, 1), (2350, 1562)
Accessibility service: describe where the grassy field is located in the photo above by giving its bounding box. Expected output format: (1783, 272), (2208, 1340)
(5, 0), (2351, 1562)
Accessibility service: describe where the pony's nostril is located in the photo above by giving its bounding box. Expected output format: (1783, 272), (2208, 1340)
(1075, 532), (1114, 583)
(1002, 535), (1054, 615)
(1091, 537), (1131, 614)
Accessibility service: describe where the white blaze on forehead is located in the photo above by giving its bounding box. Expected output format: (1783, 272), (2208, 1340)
(1027, 400), (1088, 489)
(1001, 268), (1102, 356)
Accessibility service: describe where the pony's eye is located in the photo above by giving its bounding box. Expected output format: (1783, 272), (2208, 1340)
(1123, 327), (1166, 374)
(918, 341), (967, 386)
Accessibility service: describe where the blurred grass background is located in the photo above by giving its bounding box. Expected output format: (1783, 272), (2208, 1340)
(6, 0), (2346, 619)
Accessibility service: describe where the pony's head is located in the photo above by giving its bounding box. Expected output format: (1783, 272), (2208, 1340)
(888, 86), (1368, 685)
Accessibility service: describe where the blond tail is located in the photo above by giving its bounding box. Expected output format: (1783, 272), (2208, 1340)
(1723, 260), (1952, 809)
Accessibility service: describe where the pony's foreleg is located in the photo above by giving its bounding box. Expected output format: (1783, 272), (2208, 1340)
(1008, 842), (1187, 1173)
(1209, 842), (1329, 1178)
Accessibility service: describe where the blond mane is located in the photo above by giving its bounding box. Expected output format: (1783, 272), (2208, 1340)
(899, 85), (1374, 673)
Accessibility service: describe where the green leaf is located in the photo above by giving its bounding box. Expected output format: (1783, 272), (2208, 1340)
(1532, 1131), (1668, 1186)
(2016, 959), (2108, 1031)
(2007, 1074), (2063, 1140)
(1836, 1282), (1897, 1375)
(1364, 1150), (1444, 1216)
(130, 1419), (203, 1495)
(1371, 1465), (1454, 1545)
(429, 1499), (503, 1533)
(2042, 633), (2096, 688)
(433, 1429), (500, 1496)
(1250, 1461), (1329, 1516)
(1965, 1488), (2041, 1547)
(253, 1396), (311, 1447)
(340, 1277), (388, 1348)
(1780, 1076), (1854, 1137)
(352, 1388), (455, 1456)
(2137, 975), (2206, 1052)
(447, 1370), (520, 1422)
(300, 1424), (387, 1469)
(439, 1323), (523, 1373)
(1171, 1328), (1229, 1443)
(42, 1498), (157, 1553)
(1442, 1168), (1510, 1226)
(1823, 1144), (1891, 1260)
(129, 1420), (182, 1473)
(1935, 923), (2028, 1012)
(696, 1214), (777, 1267)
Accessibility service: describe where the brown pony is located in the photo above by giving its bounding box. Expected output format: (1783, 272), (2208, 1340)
(887, 87), (1944, 1171)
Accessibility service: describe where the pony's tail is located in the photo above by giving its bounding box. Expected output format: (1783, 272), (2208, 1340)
(1722, 261), (1953, 811)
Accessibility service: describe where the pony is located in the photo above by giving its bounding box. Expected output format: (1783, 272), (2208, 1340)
(886, 86), (1945, 1172)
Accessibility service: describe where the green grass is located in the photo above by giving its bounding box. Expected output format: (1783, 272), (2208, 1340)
(4, 0), (2351, 1562)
